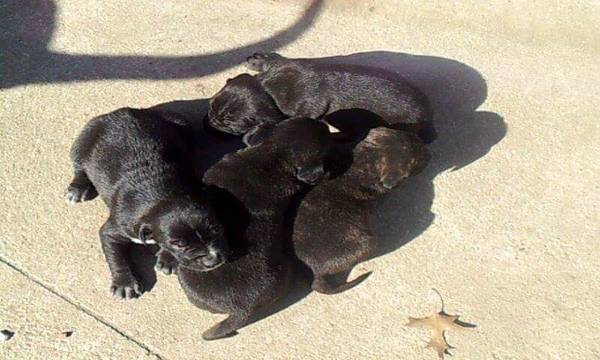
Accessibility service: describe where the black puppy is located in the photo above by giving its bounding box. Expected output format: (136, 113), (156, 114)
(66, 108), (227, 299)
(176, 117), (332, 340)
(293, 127), (430, 294)
(208, 52), (435, 143)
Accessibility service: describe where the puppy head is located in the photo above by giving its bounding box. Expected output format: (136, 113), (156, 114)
(140, 200), (227, 272)
(268, 117), (333, 185)
(207, 74), (285, 135)
(354, 127), (430, 192)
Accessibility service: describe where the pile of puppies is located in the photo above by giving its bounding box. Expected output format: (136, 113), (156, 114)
(66, 53), (433, 340)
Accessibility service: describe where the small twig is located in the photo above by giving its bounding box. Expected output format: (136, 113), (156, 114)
(432, 288), (445, 312)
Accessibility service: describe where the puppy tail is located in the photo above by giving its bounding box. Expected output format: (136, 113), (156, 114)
(202, 312), (250, 341)
(312, 272), (372, 295)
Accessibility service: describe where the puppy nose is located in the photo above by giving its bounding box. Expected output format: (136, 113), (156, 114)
(382, 179), (396, 189)
(297, 166), (325, 185)
(381, 174), (406, 190)
(201, 253), (221, 267)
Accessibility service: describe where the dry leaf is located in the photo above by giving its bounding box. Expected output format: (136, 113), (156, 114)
(407, 289), (475, 359)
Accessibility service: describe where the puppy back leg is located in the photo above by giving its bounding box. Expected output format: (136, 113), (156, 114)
(65, 168), (98, 204)
(100, 221), (144, 299)
(202, 310), (251, 340)
(311, 233), (375, 294)
(67, 117), (104, 204)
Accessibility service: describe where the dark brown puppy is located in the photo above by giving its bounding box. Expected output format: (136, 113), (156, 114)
(66, 108), (227, 299)
(208, 52), (435, 143)
(293, 127), (430, 294)
(176, 117), (332, 340)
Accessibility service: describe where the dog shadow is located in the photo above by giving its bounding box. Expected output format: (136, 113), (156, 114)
(125, 51), (506, 332)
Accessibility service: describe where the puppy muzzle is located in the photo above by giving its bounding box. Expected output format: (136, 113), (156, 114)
(296, 166), (325, 185)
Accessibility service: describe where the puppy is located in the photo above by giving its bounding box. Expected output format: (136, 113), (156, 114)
(176, 117), (332, 340)
(208, 52), (435, 143)
(66, 107), (227, 299)
(292, 127), (430, 294)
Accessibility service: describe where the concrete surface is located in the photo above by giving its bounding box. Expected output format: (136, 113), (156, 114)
(1, 0), (599, 359)
(0, 263), (158, 360)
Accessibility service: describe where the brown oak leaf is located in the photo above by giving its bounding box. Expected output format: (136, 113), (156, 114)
(407, 289), (475, 359)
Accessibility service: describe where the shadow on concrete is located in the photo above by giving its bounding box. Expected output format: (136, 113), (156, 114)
(0, 0), (323, 89)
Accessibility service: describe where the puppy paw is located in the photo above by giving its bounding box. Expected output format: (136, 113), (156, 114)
(155, 259), (177, 275)
(155, 249), (178, 275)
(65, 184), (98, 205)
(245, 52), (282, 72)
(110, 279), (144, 300)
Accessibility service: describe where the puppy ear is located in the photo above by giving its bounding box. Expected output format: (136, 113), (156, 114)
(138, 223), (153, 244)
(242, 123), (275, 147)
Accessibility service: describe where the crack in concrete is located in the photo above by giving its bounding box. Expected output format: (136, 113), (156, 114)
(0, 255), (165, 360)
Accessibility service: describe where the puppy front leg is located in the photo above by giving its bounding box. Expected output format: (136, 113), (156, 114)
(155, 247), (178, 275)
(99, 222), (144, 299)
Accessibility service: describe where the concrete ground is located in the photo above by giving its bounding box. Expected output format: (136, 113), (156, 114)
(1, 0), (598, 359)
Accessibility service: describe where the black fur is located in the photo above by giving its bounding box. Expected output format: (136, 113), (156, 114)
(292, 127), (430, 294)
(66, 108), (227, 299)
(177, 117), (332, 340)
(208, 52), (436, 143)
(208, 74), (286, 135)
